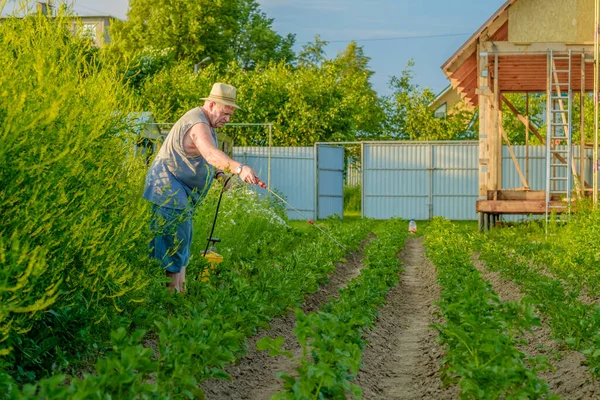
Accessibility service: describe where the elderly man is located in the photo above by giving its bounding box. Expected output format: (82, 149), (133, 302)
(143, 82), (261, 293)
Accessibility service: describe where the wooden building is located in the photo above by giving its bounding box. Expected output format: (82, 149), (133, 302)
(430, 85), (472, 119)
(441, 0), (599, 230)
(0, 2), (116, 48)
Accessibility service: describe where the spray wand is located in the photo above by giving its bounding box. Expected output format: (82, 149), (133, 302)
(257, 181), (347, 251)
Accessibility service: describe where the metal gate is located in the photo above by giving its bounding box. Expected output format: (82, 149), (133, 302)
(316, 144), (344, 219)
(362, 141), (479, 220)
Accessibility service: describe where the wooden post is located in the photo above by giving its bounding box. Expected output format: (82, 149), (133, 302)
(478, 212), (484, 232)
(478, 44), (492, 199)
(494, 54), (502, 192)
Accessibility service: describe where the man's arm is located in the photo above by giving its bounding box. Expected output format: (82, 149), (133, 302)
(189, 124), (259, 184)
(189, 124), (240, 173)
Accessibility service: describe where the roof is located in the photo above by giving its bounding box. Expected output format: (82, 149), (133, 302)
(430, 85), (453, 107)
(440, 0), (595, 107)
(441, 0), (515, 74)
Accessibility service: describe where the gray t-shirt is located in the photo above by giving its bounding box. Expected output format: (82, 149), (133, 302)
(143, 107), (217, 209)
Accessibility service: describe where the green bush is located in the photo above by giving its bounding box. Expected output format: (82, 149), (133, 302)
(344, 184), (361, 213)
(0, 13), (151, 379)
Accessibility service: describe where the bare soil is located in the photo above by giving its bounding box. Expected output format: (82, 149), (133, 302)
(355, 236), (458, 400)
(473, 253), (600, 399)
(200, 234), (374, 399)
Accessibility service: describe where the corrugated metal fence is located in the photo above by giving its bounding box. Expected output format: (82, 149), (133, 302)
(361, 141), (479, 220)
(141, 135), (594, 221)
(234, 142), (596, 221)
(234, 146), (316, 220)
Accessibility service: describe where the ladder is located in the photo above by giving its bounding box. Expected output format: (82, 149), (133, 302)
(545, 50), (573, 225)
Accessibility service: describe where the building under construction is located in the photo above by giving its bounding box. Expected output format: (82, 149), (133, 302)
(441, 0), (600, 230)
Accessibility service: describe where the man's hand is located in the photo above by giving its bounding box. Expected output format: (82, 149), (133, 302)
(238, 165), (260, 185)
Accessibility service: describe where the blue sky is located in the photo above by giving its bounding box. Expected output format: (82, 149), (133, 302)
(3, 0), (506, 97)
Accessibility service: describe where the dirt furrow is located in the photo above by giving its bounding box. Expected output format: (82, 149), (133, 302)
(355, 237), (458, 400)
(200, 234), (374, 400)
(473, 253), (600, 399)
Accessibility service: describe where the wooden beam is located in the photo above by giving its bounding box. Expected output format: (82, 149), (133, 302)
(501, 95), (593, 188)
(487, 190), (565, 201)
(482, 41), (594, 55)
(478, 43), (491, 198)
(444, 42), (478, 76)
(493, 54), (501, 191)
(500, 124), (530, 189)
(481, 13), (508, 43)
(476, 200), (567, 213)
(451, 56), (477, 82)
(502, 95), (550, 147)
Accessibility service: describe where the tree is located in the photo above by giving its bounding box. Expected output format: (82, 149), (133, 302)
(326, 41), (384, 140)
(141, 43), (384, 146)
(107, 0), (295, 70)
(232, 0), (295, 70)
(382, 61), (475, 140)
(297, 35), (328, 68)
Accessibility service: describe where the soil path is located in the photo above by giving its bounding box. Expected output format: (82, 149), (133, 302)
(355, 237), (458, 400)
(473, 253), (600, 399)
(200, 234), (374, 400)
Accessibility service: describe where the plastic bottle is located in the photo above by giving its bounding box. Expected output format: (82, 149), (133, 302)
(408, 219), (417, 234)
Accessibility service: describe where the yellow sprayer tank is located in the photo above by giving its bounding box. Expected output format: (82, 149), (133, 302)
(200, 250), (223, 281)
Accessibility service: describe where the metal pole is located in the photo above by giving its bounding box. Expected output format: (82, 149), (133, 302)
(428, 143), (434, 220)
(223, 122), (274, 189)
(268, 124), (272, 189)
(581, 53), (586, 197)
(595, 0), (600, 205)
(314, 143), (319, 220)
(568, 50), (573, 208)
(361, 142), (365, 218)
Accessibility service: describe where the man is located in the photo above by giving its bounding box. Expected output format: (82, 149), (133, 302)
(143, 82), (261, 293)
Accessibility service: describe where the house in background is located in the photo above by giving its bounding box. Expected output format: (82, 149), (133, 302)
(73, 15), (114, 47)
(1, 2), (118, 48)
(430, 85), (472, 119)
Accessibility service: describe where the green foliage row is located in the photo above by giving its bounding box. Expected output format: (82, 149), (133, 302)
(0, 11), (153, 380)
(424, 218), (553, 399)
(140, 56), (383, 146)
(0, 8), (384, 391)
(484, 207), (600, 297)
(0, 199), (376, 398)
(258, 218), (407, 399)
(475, 215), (600, 376)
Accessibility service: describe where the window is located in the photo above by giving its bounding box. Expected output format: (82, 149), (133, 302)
(81, 23), (97, 41)
(434, 102), (447, 119)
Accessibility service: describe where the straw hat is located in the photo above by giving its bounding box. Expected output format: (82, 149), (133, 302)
(200, 83), (241, 109)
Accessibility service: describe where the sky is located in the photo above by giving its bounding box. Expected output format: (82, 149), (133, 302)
(2, 0), (507, 97)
